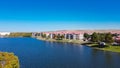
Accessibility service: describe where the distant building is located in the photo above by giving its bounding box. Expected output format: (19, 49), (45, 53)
(0, 32), (10, 36)
(32, 30), (120, 41)
(32, 31), (84, 40)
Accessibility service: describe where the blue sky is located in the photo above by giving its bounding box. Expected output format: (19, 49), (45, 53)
(0, 0), (120, 32)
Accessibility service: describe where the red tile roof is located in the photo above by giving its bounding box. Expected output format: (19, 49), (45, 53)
(41, 30), (120, 35)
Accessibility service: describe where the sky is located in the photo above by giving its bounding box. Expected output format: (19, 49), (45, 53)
(0, 0), (120, 32)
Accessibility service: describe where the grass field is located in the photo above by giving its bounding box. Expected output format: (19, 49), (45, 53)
(89, 43), (120, 53)
(102, 46), (120, 52)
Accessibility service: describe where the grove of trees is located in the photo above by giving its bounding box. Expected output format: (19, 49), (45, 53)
(41, 34), (65, 40)
(84, 32), (114, 43)
(9, 33), (32, 37)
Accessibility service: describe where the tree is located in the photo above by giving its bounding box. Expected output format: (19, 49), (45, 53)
(99, 33), (106, 42)
(112, 33), (119, 37)
(84, 33), (90, 40)
(0, 52), (19, 68)
(91, 32), (99, 42)
(53, 34), (57, 39)
(42, 34), (46, 38)
(56, 34), (62, 40)
(41, 33), (46, 38)
(105, 33), (114, 43)
(61, 35), (65, 39)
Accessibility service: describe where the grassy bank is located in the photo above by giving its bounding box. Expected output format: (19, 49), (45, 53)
(36, 37), (120, 53)
(36, 37), (87, 44)
(86, 43), (120, 53)
(102, 46), (120, 52)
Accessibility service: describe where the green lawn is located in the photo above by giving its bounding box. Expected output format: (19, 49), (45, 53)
(89, 43), (120, 53)
(102, 46), (120, 52)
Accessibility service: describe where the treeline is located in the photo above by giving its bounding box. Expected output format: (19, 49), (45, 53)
(0, 52), (19, 68)
(84, 32), (114, 43)
(9, 33), (32, 37)
(40, 33), (64, 40)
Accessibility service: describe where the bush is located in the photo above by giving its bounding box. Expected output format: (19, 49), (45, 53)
(0, 52), (19, 68)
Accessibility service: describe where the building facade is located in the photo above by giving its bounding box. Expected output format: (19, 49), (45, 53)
(32, 31), (84, 40)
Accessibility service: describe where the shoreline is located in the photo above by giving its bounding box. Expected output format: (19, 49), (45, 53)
(36, 37), (88, 44)
(36, 37), (120, 53)
(83, 43), (120, 53)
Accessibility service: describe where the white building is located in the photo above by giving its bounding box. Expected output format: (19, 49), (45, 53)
(0, 32), (10, 36)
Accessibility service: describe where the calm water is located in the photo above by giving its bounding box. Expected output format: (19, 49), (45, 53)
(0, 38), (120, 68)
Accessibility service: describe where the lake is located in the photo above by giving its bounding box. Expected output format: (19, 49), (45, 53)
(0, 38), (120, 68)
